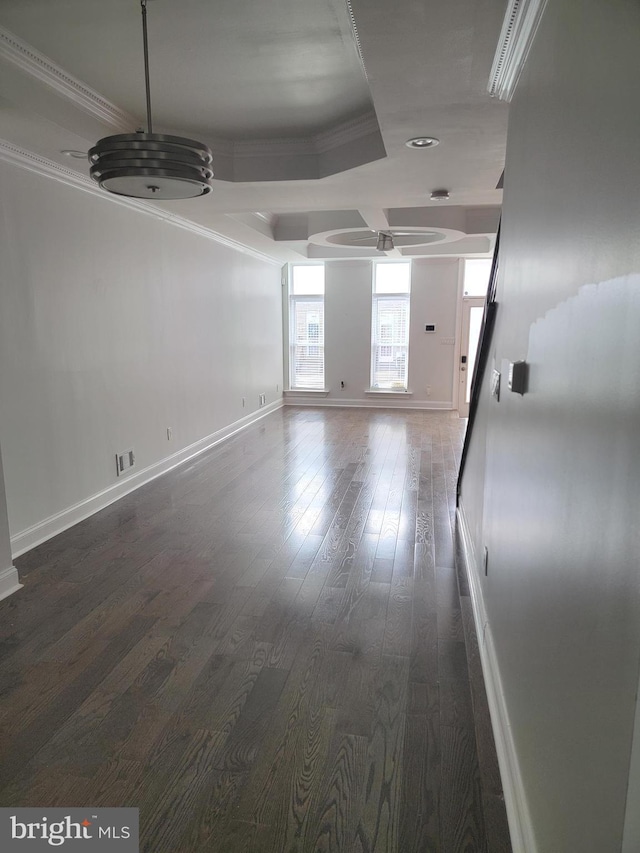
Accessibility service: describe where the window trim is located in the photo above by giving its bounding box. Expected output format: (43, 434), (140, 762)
(369, 261), (412, 391)
(288, 265), (326, 391)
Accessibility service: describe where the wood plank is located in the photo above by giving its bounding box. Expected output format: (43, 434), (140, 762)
(399, 708), (441, 853)
(351, 654), (409, 853)
(440, 725), (487, 853)
(231, 628), (331, 826)
(140, 728), (227, 852)
(307, 732), (369, 853)
(436, 565), (464, 642)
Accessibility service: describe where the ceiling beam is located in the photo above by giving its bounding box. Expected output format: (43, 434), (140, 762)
(357, 208), (390, 231)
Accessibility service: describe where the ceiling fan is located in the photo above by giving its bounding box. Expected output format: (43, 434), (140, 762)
(348, 230), (426, 251)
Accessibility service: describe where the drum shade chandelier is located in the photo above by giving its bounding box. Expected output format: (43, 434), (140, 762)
(89, 0), (213, 199)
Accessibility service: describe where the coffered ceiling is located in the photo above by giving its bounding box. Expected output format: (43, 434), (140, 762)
(0, 0), (509, 262)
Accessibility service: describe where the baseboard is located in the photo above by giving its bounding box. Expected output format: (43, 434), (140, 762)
(0, 565), (23, 601)
(11, 400), (283, 558)
(456, 503), (538, 853)
(284, 396), (454, 410)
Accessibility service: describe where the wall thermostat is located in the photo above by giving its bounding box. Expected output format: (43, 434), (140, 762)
(508, 360), (528, 395)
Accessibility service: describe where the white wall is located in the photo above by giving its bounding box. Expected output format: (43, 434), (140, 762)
(409, 259), (459, 404)
(0, 160), (283, 549)
(288, 257), (460, 408)
(459, 0), (640, 850)
(324, 260), (374, 399)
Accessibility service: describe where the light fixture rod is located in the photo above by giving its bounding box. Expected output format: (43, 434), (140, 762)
(141, 0), (153, 134)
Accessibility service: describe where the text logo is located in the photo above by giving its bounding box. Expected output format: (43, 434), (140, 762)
(1, 809), (138, 851)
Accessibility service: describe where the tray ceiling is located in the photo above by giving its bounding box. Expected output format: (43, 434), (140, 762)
(0, 0), (509, 262)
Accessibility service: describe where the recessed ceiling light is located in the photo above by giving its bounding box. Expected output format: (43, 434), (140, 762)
(430, 189), (450, 201)
(60, 150), (87, 159)
(405, 136), (439, 149)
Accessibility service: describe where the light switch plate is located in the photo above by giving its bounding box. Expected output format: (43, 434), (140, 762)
(491, 369), (501, 401)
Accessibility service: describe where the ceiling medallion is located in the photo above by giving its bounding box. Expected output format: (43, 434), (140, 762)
(310, 227), (462, 252)
(89, 0), (213, 200)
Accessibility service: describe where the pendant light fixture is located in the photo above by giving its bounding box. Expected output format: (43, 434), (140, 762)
(89, 0), (213, 199)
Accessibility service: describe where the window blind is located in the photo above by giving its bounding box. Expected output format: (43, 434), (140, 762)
(370, 262), (411, 390)
(290, 265), (325, 389)
(291, 298), (324, 388)
(371, 295), (409, 388)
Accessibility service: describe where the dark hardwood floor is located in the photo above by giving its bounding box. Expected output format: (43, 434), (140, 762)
(0, 407), (511, 852)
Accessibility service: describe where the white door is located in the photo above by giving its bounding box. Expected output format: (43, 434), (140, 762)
(458, 297), (485, 417)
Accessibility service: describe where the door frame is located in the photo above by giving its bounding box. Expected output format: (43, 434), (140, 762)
(457, 297), (486, 416)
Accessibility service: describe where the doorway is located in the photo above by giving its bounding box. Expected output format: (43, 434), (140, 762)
(458, 297), (485, 417)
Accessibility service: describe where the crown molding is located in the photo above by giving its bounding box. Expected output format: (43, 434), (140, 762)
(314, 111), (380, 154)
(0, 22), (379, 156)
(345, 0), (369, 82)
(232, 137), (315, 158)
(0, 139), (279, 266)
(0, 26), (137, 131)
(0, 25), (383, 178)
(229, 110), (381, 160)
(488, 0), (549, 101)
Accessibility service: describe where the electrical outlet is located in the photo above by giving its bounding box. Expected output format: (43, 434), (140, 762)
(259, 393), (266, 407)
(426, 385), (431, 396)
(483, 546), (489, 576)
(115, 449), (135, 477)
(166, 427), (172, 441)
(242, 397), (245, 407)
(276, 383), (279, 392)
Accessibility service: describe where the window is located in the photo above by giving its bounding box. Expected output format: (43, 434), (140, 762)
(463, 259), (492, 296)
(289, 265), (325, 389)
(370, 261), (411, 390)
